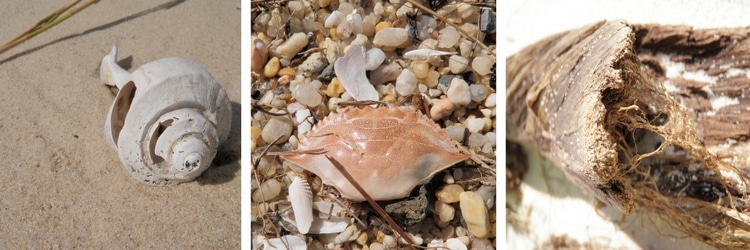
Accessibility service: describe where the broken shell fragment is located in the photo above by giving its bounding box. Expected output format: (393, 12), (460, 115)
(281, 106), (470, 201)
(101, 45), (231, 185)
(334, 44), (379, 101)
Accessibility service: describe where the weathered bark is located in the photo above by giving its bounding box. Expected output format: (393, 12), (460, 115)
(507, 20), (750, 248)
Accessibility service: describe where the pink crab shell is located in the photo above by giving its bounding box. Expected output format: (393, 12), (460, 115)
(281, 106), (471, 201)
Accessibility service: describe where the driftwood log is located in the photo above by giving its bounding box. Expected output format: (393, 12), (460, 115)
(507, 20), (750, 248)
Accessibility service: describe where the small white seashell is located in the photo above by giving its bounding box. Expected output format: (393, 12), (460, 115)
(333, 44), (379, 101)
(404, 48), (456, 60)
(289, 176), (313, 234)
(307, 214), (350, 234)
(263, 235), (308, 250)
(101, 45), (231, 185)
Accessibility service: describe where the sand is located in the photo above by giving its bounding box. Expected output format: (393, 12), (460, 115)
(0, 0), (240, 248)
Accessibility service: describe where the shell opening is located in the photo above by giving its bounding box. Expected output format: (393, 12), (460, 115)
(107, 81), (136, 149)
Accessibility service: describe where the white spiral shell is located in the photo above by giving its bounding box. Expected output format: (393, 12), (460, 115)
(101, 45), (232, 185)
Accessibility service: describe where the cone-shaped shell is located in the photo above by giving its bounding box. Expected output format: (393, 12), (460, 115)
(282, 106), (470, 201)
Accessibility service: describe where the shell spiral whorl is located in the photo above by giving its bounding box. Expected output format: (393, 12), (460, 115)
(102, 45), (231, 185)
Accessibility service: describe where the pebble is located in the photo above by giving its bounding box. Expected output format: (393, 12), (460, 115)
(484, 93), (496, 107)
(459, 191), (490, 239)
(287, 1), (306, 19)
(439, 75), (459, 89)
(418, 83), (428, 93)
(267, 9), (282, 37)
(455, 237), (471, 247)
(466, 117), (485, 133)
(382, 235), (396, 248)
(426, 69), (440, 87)
(428, 88), (442, 98)
(370, 61), (402, 85)
(251, 125), (262, 143)
(461, 23), (479, 38)
(446, 238), (468, 250)
(472, 239), (494, 250)
(458, 38), (473, 57)
(438, 26), (460, 48)
(337, 2), (354, 15)
(373, 27), (410, 48)
(256, 156), (279, 178)
(480, 7), (496, 33)
(325, 40), (340, 65)
(317, 64), (335, 82)
(275, 32), (309, 60)
(325, 10), (346, 28)
(441, 225), (456, 239)
(485, 131), (496, 147)
(335, 225), (359, 243)
(476, 185), (496, 209)
(261, 117), (293, 144)
(365, 48), (386, 71)
(448, 55), (469, 74)
(471, 56), (494, 76)
(430, 98), (455, 121)
(447, 77), (471, 106)
(356, 232), (368, 245)
(397, 232), (423, 245)
(434, 200), (455, 223)
(443, 172), (455, 184)
(278, 67), (295, 77)
(263, 57), (280, 78)
(468, 132), (488, 148)
(292, 82), (322, 107)
(456, 3), (475, 19)
(395, 69), (418, 96)
(417, 15), (437, 40)
(326, 77), (345, 97)
(411, 61), (430, 79)
(299, 52), (327, 76)
(369, 243), (385, 250)
(362, 14), (378, 38)
(445, 125), (465, 142)
(374, 21), (392, 34)
(455, 226), (468, 237)
(469, 84), (488, 103)
(319, 0), (331, 8)
(252, 178), (282, 202)
(436, 184), (464, 203)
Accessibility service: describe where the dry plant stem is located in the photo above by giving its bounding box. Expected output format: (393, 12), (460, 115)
(0, 0), (101, 54)
(325, 155), (417, 249)
(405, 0), (494, 56)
